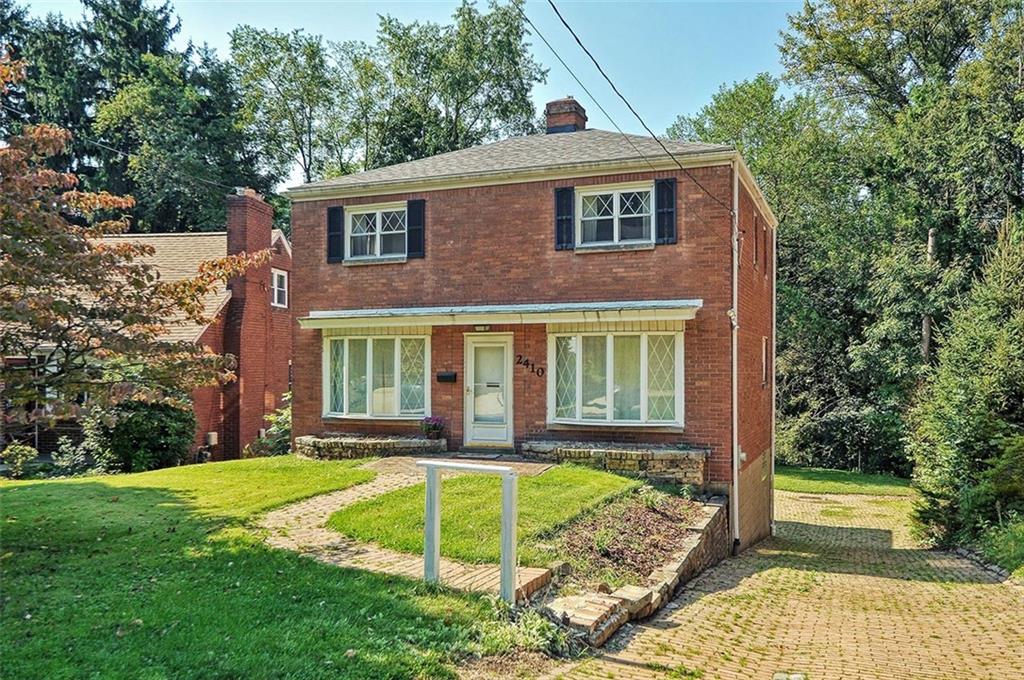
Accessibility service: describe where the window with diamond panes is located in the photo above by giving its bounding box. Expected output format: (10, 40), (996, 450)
(578, 186), (652, 245)
(325, 336), (428, 417)
(550, 333), (681, 424)
(347, 207), (407, 259)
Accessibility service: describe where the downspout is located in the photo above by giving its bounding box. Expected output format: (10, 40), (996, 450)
(730, 159), (741, 554)
(770, 208), (778, 536)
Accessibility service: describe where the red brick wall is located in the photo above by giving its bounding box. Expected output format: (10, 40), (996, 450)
(736, 181), (775, 546)
(194, 311), (226, 459)
(292, 166), (744, 483)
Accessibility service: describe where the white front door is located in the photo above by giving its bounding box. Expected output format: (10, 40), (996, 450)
(464, 335), (513, 446)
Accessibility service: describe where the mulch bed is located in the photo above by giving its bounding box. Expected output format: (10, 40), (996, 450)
(551, 490), (702, 588)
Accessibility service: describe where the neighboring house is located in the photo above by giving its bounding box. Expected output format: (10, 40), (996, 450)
(3, 189), (292, 461)
(288, 98), (777, 549)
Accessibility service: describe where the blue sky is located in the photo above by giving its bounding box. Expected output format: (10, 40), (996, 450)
(26, 0), (798, 134)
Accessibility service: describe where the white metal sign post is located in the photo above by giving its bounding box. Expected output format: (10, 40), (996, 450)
(416, 460), (518, 604)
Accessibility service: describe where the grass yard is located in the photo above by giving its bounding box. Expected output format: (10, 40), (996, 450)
(774, 465), (914, 496)
(328, 465), (639, 565)
(0, 457), (550, 679)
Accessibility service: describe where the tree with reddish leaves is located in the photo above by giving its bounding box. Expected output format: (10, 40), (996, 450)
(0, 56), (268, 425)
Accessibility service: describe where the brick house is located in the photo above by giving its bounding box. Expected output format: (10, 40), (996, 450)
(288, 98), (777, 549)
(3, 189), (292, 461)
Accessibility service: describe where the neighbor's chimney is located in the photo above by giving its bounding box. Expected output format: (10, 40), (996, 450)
(545, 96), (587, 133)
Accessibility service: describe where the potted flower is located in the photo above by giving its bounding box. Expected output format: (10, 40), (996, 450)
(420, 416), (446, 440)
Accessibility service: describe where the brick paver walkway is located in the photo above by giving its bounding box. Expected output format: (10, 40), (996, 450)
(559, 490), (1024, 680)
(260, 456), (553, 598)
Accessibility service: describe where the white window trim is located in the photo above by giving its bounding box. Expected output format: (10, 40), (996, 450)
(271, 268), (288, 308)
(546, 330), (684, 427)
(321, 334), (431, 419)
(575, 181), (655, 247)
(344, 201), (408, 261)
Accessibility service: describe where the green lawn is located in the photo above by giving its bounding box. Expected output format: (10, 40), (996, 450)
(0, 457), (544, 679)
(328, 465), (640, 565)
(774, 465), (914, 496)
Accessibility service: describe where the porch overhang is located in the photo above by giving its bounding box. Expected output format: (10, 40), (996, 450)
(299, 299), (704, 330)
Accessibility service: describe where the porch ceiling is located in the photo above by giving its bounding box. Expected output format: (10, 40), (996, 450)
(299, 299), (704, 329)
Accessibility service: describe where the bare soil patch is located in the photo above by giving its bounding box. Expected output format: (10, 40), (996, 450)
(550, 487), (702, 590)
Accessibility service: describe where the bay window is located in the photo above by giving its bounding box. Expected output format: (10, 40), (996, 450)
(323, 336), (429, 417)
(549, 332), (683, 425)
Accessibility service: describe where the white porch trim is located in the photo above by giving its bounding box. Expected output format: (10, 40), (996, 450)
(299, 299), (703, 330)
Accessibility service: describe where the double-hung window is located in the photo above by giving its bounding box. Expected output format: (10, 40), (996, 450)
(577, 183), (654, 246)
(271, 268), (288, 308)
(549, 332), (684, 425)
(346, 203), (408, 260)
(324, 336), (429, 418)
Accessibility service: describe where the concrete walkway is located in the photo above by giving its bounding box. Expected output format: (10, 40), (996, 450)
(558, 490), (1024, 680)
(259, 456), (553, 599)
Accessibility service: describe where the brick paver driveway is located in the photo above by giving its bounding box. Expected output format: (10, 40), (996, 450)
(561, 489), (1024, 679)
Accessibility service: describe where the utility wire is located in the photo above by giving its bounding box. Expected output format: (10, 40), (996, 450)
(513, 3), (657, 172)
(544, 0), (735, 218)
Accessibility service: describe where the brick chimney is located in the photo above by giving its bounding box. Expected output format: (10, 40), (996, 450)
(545, 97), (587, 133)
(223, 187), (274, 458)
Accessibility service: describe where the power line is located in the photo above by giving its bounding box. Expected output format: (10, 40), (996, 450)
(544, 0), (735, 218)
(513, 3), (657, 172)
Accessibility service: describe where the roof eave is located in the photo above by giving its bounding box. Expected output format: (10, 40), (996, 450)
(284, 150), (737, 202)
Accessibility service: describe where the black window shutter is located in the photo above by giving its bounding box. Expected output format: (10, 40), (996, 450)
(407, 199), (425, 258)
(327, 206), (344, 262)
(554, 187), (575, 250)
(655, 178), (677, 244)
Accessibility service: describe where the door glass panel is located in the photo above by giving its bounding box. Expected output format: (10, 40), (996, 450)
(613, 335), (641, 420)
(473, 345), (505, 424)
(581, 335), (607, 420)
(372, 338), (396, 414)
(347, 339), (367, 414)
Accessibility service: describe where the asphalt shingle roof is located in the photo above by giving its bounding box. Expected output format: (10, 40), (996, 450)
(292, 129), (733, 193)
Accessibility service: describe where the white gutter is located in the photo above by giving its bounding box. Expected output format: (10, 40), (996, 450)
(730, 160), (741, 552)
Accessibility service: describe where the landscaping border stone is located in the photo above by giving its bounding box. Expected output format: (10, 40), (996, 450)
(520, 440), (709, 486)
(295, 434), (446, 459)
(541, 496), (729, 646)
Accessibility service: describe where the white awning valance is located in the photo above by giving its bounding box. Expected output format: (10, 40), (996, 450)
(299, 299), (703, 330)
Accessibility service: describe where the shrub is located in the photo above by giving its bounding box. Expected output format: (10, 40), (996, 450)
(52, 436), (90, 477)
(1, 443), (38, 479)
(89, 401), (197, 473)
(243, 393), (291, 457)
(908, 222), (1024, 544)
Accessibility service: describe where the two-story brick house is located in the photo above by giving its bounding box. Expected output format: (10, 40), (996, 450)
(288, 98), (777, 549)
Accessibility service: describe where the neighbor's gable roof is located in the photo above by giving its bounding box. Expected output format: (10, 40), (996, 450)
(285, 128), (776, 226)
(102, 232), (232, 343)
(102, 228), (292, 344)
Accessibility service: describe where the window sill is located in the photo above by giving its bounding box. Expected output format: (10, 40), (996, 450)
(342, 256), (407, 267)
(323, 413), (427, 421)
(574, 242), (655, 255)
(271, 303), (288, 309)
(546, 421), (685, 433)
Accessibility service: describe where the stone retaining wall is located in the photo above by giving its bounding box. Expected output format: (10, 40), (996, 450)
(295, 434), (446, 460)
(544, 498), (729, 646)
(520, 440), (708, 486)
